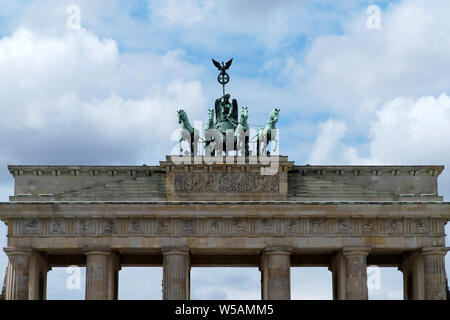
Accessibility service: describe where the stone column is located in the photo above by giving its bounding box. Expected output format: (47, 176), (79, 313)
(400, 251), (424, 300)
(84, 249), (120, 300)
(1, 264), (7, 298)
(28, 252), (50, 300)
(331, 247), (370, 300)
(3, 248), (32, 300)
(162, 247), (190, 300)
(422, 247), (449, 300)
(330, 251), (346, 300)
(260, 246), (292, 300)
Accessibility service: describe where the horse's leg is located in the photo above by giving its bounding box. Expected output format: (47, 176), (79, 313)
(179, 137), (183, 154)
(190, 134), (196, 156)
(256, 135), (260, 157)
(245, 135), (249, 157)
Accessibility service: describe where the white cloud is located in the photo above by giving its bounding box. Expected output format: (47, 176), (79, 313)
(148, 0), (363, 51)
(0, 27), (207, 166)
(286, 0), (450, 117)
(0, 27), (120, 103)
(363, 94), (450, 165)
(308, 92), (450, 201)
(306, 119), (347, 164)
(150, 0), (215, 27)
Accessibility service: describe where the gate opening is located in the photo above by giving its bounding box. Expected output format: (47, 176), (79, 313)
(291, 267), (332, 300)
(118, 267), (162, 300)
(47, 266), (86, 300)
(368, 266), (403, 300)
(190, 267), (260, 299)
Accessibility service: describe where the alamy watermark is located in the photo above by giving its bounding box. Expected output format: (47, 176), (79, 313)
(66, 265), (81, 290)
(367, 265), (381, 290)
(67, 5), (81, 30)
(366, 5), (381, 30)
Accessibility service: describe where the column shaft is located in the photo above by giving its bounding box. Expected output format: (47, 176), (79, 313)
(341, 247), (370, 300)
(162, 247), (190, 300)
(331, 252), (346, 300)
(85, 250), (119, 300)
(261, 247), (291, 300)
(29, 252), (49, 300)
(3, 248), (32, 300)
(400, 251), (424, 300)
(422, 247), (448, 300)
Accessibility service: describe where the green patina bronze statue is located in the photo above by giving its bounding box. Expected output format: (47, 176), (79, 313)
(177, 59), (280, 157)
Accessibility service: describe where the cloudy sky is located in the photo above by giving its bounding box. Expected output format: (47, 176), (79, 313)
(0, 0), (449, 299)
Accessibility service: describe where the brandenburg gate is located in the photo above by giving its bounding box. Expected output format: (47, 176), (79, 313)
(0, 60), (449, 300)
(0, 157), (449, 300)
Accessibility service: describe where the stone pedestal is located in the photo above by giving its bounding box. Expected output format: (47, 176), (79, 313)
(84, 249), (120, 300)
(331, 247), (370, 300)
(422, 247), (449, 300)
(162, 247), (190, 300)
(3, 248), (32, 300)
(260, 246), (292, 300)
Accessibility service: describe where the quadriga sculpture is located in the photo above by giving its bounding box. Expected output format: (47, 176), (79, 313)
(175, 59), (281, 157)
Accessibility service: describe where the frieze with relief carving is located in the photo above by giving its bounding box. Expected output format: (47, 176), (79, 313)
(174, 172), (279, 193)
(10, 217), (446, 239)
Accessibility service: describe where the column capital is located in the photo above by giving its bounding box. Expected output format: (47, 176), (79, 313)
(263, 246), (293, 255)
(3, 247), (33, 257)
(421, 247), (450, 256)
(342, 247), (371, 257)
(161, 246), (190, 256)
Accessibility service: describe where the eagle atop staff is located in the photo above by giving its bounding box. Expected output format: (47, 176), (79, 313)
(212, 58), (233, 72)
(212, 58), (233, 95)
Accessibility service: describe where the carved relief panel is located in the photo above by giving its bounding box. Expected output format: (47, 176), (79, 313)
(337, 218), (352, 234)
(49, 219), (66, 235)
(22, 219), (39, 235)
(155, 219), (171, 235)
(174, 172), (279, 193)
(257, 218), (275, 234)
(129, 219), (145, 234)
(282, 218), (299, 234)
(310, 218), (325, 234)
(232, 218), (248, 235)
(206, 219), (222, 235)
(102, 219), (117, 234)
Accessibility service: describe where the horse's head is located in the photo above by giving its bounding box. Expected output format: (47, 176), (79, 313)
(268, 107), (280, 125)
(207, 108), (214, 120)
(177, 109), (187, 124)
(240, 106), (248, 122)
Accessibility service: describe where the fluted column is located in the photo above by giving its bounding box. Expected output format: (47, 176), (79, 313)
(342, 247), (370, 300)
(162, 247), (190, 300)
(422, 247), (449, 300)
(84, 249), (120, 300)
(3, 248), (32, 300)
(260, 246), (292, 300)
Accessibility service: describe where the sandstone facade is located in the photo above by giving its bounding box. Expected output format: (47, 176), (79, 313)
(0, 156), (449, 300)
